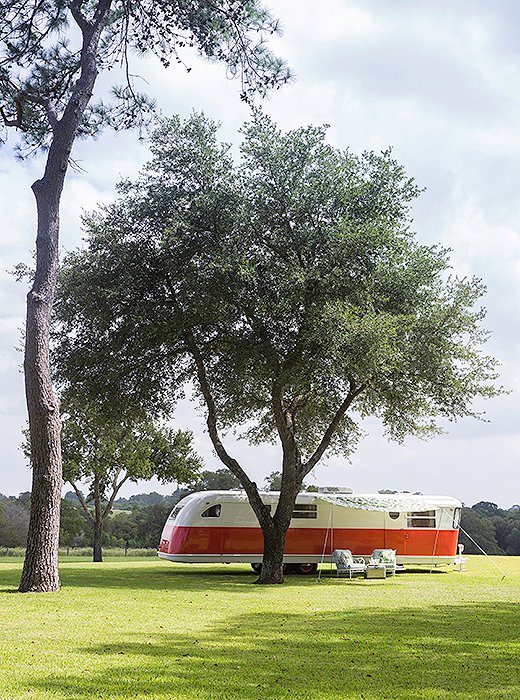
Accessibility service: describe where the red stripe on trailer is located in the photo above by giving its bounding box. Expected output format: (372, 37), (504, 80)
(165, 525), (458, 558)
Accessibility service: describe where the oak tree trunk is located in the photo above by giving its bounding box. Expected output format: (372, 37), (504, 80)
(93, 476), (103, 562)
(255, 523), (287, 584)
(255, 469), (301, 585)
(93, 520), (103, 562)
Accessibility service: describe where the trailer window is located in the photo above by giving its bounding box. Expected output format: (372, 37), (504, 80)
(407, 511), (436, 528)
(453, 508), (461, 529)
(292, 504), (317, 519)
(201, 504), (221, 518)
(168, 505), (184, 522)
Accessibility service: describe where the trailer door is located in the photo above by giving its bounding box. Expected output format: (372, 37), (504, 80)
(384, 511), (407, 555)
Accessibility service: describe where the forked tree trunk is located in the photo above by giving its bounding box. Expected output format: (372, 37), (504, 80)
(255, 476), (300, 585)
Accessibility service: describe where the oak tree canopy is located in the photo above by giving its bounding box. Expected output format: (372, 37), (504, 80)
(56, 112), (501, 583)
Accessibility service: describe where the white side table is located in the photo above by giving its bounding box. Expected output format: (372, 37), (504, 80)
(365, 564), (386, 579)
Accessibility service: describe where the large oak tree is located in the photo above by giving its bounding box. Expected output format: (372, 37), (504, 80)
(0, 0), (289, 591)
(56, 112), (501, 583)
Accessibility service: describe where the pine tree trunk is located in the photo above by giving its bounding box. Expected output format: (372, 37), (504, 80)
(19, 182), (62, 593)
(18, 3), (112, 592)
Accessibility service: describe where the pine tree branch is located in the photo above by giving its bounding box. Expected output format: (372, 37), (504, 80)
(70, 0), (93, 33)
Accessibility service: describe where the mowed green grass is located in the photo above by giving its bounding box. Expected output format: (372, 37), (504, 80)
(0, 556), (519, 700)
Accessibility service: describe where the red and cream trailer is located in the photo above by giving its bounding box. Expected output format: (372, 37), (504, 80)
(158, 489), (462, 573)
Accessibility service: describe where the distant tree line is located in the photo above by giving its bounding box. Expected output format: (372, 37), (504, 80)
(0, 469), (240, 551)
(1, 486), (518, 555)
(458, 501), (520, 556)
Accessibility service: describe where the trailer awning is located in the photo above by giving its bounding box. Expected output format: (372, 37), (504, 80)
(317, 494), (445, 512)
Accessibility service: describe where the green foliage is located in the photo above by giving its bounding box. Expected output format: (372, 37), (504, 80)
(193, 468), (241, 490)
(61, 406), (201, 496)
(264, 470), (283, 491)
(0, 497), (29, 548)
(0, 547), (25, 557)
(460, 502), (520, 556)
(0, 0), (290, 154)
(56, 111), (501, 462)
(111, 491), (172, 508)
(459, 507), (503, 555)
(59, 499), (87, 548)
(118, 503), (171, 549)
(472, 500), (502, 518)
(263, 471), (316, 492)
(59, 404), (201, 559)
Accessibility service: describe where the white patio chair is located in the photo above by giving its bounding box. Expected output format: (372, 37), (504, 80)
(332, 549), (367, 578)
(369, 548), (397, 575)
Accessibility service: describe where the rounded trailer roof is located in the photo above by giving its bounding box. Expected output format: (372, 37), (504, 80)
(177, 490), (461, 511)
(317, 493), (462, 512)
(177, 490), (319, 504)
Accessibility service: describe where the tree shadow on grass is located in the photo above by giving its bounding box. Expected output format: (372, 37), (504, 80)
(58, 563), (265, 593)
(29, 602), (520, 700)
(55, 562), (450, 594)
(0, 562), (457, 599)
(0, 562), (450, 594)
(57, 562), (361, 593)
(0, 565), (22, 592)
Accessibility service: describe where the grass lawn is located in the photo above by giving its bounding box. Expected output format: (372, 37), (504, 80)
(0, 555), (519, 699)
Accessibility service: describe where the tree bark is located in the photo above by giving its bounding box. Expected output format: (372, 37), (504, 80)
(255, 445), (302, 584)
(19, 0), (113, 592)
(92, 475), (103, 562)
(19, 182), (63, 592)
(256, 522), (287, 584)
(93, 520), (103, 562)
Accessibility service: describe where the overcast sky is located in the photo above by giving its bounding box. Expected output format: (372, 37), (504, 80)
(1, 0), (519, 507)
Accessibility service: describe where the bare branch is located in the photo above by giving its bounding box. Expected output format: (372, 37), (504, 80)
(70, 0), (92, 33)
(70, 481), (94, 524)
(102, 470), (130, 519)
(303, 380), (366, 476)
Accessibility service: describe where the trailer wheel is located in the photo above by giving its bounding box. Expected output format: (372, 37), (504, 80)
(296, 563), (318, 575)
(251, 563), (262, 573)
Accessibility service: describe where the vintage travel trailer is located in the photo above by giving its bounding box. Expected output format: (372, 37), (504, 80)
(158, 489), (462, 573)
